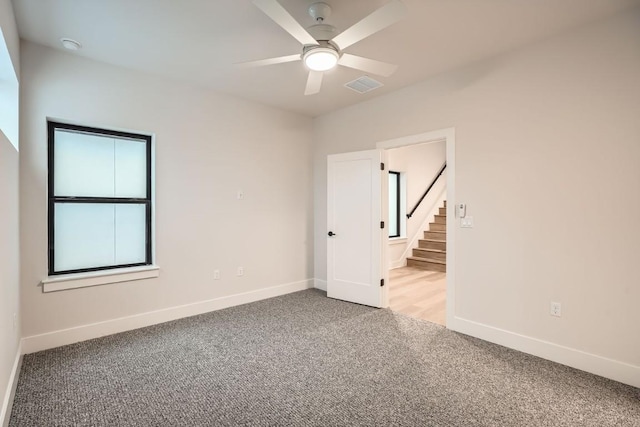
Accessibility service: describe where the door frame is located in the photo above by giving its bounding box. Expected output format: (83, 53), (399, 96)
(376, 128), (456, 327)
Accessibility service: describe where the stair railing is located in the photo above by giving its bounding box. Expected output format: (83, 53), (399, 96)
(406, 163), (446, 219)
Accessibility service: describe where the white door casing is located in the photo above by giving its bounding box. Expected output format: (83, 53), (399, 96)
(327, 149), (387, 308)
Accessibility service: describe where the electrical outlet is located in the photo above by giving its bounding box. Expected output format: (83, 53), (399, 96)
(461, 216), (474, 228)
(213, 270), (220, 280)
(550, 302), (562, 317)
(237, 267), (244, 277)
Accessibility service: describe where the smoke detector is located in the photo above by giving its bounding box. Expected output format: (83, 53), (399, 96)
(60, 38), (82, 50)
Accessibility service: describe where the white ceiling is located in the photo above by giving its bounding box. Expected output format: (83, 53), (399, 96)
(12, 0), (640, 117)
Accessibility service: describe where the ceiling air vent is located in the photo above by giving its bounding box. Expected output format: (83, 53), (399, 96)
(344, 76), (383, 94)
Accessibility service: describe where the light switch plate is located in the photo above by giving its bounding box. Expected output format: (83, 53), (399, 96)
(461, 216), (474, 228)
(551, 302), (562, 317)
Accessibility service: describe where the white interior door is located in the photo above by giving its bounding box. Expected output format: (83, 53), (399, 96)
(327, 149), (387, 308)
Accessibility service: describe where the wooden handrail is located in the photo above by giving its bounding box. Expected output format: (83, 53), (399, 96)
(407, 163), (446, 219)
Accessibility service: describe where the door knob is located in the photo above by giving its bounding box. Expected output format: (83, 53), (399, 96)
(328, 231), (336, 237)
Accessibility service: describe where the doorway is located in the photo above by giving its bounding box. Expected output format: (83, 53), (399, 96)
(388, 267), (447, 324)
(384, 140), (447, 325)
(325, 128), (455, 327)
(377, 128), (455, 327)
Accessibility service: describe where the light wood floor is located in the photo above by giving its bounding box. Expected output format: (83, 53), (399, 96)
(388, 266), (446, 326)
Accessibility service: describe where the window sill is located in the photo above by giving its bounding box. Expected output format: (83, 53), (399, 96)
(41, 265), (160, 293)
(389, 237), (407, 245)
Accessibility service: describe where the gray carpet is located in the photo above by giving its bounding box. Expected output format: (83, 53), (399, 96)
(9, 289), (640, 426)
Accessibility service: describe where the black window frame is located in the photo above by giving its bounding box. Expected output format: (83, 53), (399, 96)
(47, 121), (153, 276)
(389, 171), (401, 238)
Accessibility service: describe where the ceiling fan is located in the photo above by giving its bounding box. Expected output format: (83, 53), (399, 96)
(240, 0), (407, 95)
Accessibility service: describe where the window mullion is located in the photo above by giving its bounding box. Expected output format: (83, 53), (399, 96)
(52, 197), (149, 204)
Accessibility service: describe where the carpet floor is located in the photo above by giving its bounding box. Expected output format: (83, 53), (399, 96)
(9, 289), (640, 426)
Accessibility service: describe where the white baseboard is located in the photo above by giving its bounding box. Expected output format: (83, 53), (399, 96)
(448, 316), (640, 389)
(1, 343), (22, 427)
(314, 279), (327, 292)
(22, 279), (313, 355)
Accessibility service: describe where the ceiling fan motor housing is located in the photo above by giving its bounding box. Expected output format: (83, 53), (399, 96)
(303, 40), (339, 54)
(306, 23), (336, 42)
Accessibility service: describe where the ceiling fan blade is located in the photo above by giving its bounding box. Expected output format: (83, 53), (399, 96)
(236, 54), (301, 68)
(304, 70), (323, 95)
(331, 1), (407, 50)
(338, 54), (397, 77)
(253, 0), (319, 47)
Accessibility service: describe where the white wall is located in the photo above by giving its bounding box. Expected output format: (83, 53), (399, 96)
(313, 9), (640, 384)
(387, 141), (446, 267)
(0, 131), (20, 423)
(0, 0), (20, 421)
(20, 42), (313, 343)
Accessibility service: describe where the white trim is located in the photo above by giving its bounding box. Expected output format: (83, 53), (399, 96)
(376, 129), (450, 150)
(1, 342), (21, 427)
(376, 127), (456, 323)
(444, 129), (456, 327)
(314, 278), (327, 291)
(22, 279), (313, 354)
(41, 265), (160, 293)
(448, 316), (640, 389)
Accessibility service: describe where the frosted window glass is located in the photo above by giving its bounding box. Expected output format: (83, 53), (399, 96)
(115, 139), (147, 198)
(389, 173), (398, 237)
(54, 203), (147, 272)
(55, 203), (116, 271)
(54, 130), (115, 197)
(115, 204), (147, 265)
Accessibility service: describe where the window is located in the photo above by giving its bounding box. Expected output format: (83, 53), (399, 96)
(48, 122), (152, 275)
(0, 29), (19, 149)
(389, 171), (401, 238)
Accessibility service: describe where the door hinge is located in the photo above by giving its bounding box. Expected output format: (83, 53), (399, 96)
(380, 221), (384, 229)
(381, 162), (385, 170)
(380, 279), (385, 287)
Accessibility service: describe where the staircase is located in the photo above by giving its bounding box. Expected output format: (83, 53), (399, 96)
(406, 200), (446, 272)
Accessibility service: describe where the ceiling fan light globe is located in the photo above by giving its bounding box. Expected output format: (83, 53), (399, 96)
(304, 48), (339, 72)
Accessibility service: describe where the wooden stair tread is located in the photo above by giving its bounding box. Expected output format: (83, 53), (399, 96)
(407, 256), (446, 265)
(407, 201), (447, 273)
(414, 247), (445, 254)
